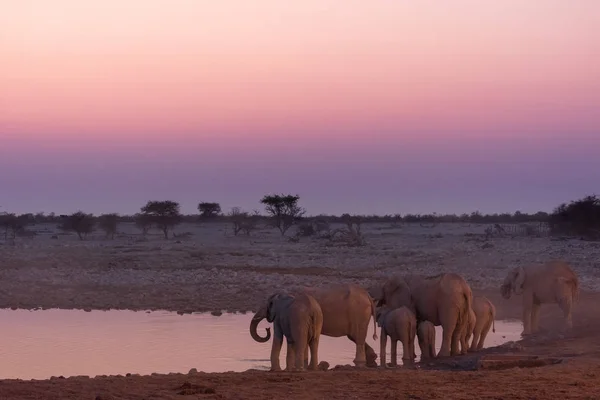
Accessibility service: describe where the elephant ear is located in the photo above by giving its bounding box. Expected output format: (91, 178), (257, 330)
(513, 266), (526, 295)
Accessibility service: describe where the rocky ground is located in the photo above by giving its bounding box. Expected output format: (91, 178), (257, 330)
(1, 221), (599, 399)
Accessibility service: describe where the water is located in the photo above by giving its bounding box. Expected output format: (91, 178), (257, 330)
(0, 309), (523, 380)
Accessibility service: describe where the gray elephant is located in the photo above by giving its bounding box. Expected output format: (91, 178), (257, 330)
(466, 296), (496, 351)
(417, 320), (436, 361)
(501, 260), (579, 335)
(377, 273), (473, 357)
(252, 283), (378, 367)
(250, 291), (323, 371)
(376, 306), (416, 367)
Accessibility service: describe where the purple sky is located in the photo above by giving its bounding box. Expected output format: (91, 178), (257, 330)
(1, 1), (599, 216)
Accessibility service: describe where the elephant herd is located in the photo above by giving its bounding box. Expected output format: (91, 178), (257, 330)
(249, 260), (580, 371)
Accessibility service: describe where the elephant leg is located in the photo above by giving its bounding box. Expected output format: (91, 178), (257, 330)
(469, 325), (481, 352)
(531, 302), (541, 333)
(308, 336), (320, 371)
(379, 330), (388, 369)
(285, 341), (295, 371)
(477, 320), (492, 351)
(451, 325), (463, 356)
(302, 344), (309, 369)
(270, 336), (284, 372)
(390, 340), (398, 367)
(294, 342), (306, 372)
(347, 335), (367, 368)
(558, 294), (573, 331)
(459, 325), (469, 355)
(521, 293), (535, 335)
(401, 339), (412, 365)
(438, 309), (459, 357)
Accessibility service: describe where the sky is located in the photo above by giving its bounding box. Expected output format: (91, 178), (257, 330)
(1, 0), (599, 216)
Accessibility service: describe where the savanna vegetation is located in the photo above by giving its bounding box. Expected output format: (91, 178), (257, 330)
(1, 193), (599, 241)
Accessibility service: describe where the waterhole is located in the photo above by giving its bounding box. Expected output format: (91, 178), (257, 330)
(0, 309), (523, 380)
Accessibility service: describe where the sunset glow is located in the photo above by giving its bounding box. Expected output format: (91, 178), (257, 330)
(1, 1), (599, 215)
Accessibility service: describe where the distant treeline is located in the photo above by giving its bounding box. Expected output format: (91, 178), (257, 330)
(1, 210), (550, 224)
(1, 194), (598, 240)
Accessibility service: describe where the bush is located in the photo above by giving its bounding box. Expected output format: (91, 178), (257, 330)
(548, 195), (600, 239)
(97, 213), (119, 239)
(58, 211), (95, 240)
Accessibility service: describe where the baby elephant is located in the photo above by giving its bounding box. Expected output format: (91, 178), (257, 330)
(250, 291), (323, 371)
(417, 321), (436, 361)
(377, 306), (416, 367)
(467, 296), (496, 351)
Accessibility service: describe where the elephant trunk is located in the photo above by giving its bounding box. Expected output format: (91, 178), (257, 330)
(250, 307), (271, 343)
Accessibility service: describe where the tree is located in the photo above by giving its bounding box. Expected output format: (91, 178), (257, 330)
(0, 213), (32, 240)
(228, 207), (261, 236)
(198, 202), (222, 219)
(260, 194), (305, 236)
(140, 200), (182, 239)
(58, 211), (95, 240)
(134, 213), (153, 236)
(548, 195), (600, 239)
(97, 213), (119, 239)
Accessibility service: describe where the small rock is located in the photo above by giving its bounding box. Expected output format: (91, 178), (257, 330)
(210, 310), (223, 317)
(318, 361), (329, 371)
(188, 368), (198, 375)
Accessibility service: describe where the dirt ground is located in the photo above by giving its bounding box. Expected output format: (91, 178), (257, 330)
(1, 221), (600, 399)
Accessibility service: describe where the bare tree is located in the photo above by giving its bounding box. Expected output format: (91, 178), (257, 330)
(97, 213), (119, 239)
(140, 200), (183, 239)
(58, 211), (95, 240)
(260, 194), (305, 236)
(228, 207), (261, 236)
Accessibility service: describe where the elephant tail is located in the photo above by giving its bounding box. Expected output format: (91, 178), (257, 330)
(461, 286), (473, 332)
(370, 295), (378, 341)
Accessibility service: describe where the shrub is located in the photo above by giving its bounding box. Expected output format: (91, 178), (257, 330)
(548, 195), (600, 239)
(97, 213), (119, 239)
(58, 211), (95, 240)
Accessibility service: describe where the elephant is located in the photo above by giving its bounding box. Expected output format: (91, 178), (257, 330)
(377, 273), (473, 357)
(417, 320), (436, 361)
(251, 283), (379, 367)
(249, 291), (323, 371)
(466, 296), (496, 351)
(500, 260), (579, 335)
(376, 306), (416, 367)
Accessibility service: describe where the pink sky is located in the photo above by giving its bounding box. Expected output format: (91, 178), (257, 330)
(1, 1), (599, 215)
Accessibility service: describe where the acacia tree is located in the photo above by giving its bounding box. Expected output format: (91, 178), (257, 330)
(97, 213), (119, 239)
(140, 200), (182, 239)
(58, 211), (95, 240)
(260, 194), (305, 236)
(198, 202), (222, 219)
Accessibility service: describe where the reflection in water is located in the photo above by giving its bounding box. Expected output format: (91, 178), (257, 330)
(0, 309), (523, 380)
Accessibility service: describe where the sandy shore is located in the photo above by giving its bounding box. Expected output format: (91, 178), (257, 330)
(1, 221), (599, 399)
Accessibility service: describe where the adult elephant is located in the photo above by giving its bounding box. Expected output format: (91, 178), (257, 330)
(377, 273), (473, 358)
(251, 283), (378, 367)
(500, 260), (579, 335)
(249, 291), (323, 371)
